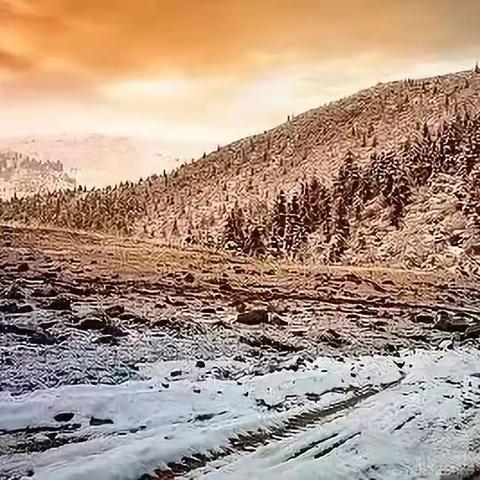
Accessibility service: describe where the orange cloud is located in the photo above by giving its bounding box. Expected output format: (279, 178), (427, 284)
(0, 48), (30, 71)
(0, 0), (479, 86)
(0, 0), (479, 148)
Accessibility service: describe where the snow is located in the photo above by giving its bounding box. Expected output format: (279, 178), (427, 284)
(1, 351), (480, 479)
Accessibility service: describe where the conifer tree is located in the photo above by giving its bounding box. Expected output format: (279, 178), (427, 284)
(270, 190), (288, 254)
(223, 201), (246, 251)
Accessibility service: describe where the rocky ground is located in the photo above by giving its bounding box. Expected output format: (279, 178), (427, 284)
(1, 225), (480, 479)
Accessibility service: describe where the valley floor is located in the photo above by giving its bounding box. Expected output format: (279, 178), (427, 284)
(1, 225), (480, 479)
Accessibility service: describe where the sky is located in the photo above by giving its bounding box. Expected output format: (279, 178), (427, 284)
(0, 0), (479, 160)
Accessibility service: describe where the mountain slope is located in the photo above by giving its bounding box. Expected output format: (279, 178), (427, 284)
(0, 151), (76, 200)
(2, 68), (480, 272)
(0, 134), (181, 189)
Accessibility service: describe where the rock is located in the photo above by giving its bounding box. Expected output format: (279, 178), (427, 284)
(413, 312), (435, 324)
(434, 311), (470, 333)
(47, 296), (72, 311)
(322, 328), (346, 347)
(0, 302), (33, 314)
(2, 283), (25, 300)
(195, 360), (206, 368)
(28, 330), (55, 345)
(32, 285), (59, 298)
(39, 320), (57, 329)
(184, 272), (195, 283)
(0, 301), (20, 314)
(152, 318), (170, 328)
(66, 285), (93, 296)
(102, 324), (127, 337)
(89, 416), (113, 426)
(269, 313), (288, 326)
(284, 355), (308, 372)
(17, 262), (30, 272)
(43, 272), (58, 280)
(105, 305), (125, 317)
(94, 335), (119, 345)
(463, 324), (480, 339)
(54, 412), (75, 422)
(118, 311), (143, 323)
(16, 304), (34, 314)
(439, 339), (454, 350)
(165, 296), (186, 307)
(0, 323), (52, 346)
(171, 370), (182, 377)
(236, 309), (269, 325)
(77, 317), (106, 331)
(201, 307), (216, 314)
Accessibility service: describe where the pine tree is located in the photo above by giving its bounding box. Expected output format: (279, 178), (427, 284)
(270, 190), (288, 254)
(223, 202), (246, 252)
(285, 193), (305, 254)
(245, 225), (266, 256)
(171, 218), (179, 237)
(388, 172), (411, 228)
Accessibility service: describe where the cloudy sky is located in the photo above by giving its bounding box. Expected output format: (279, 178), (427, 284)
(0, 0), (479, 158)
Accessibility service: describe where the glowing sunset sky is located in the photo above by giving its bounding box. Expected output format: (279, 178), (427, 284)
(0, 0), (479, 157)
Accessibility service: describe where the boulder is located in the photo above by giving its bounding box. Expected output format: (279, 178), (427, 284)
(102, 324), (127, 337)
(0, 302), (33, 314)
(1, 283), (25, 300)
(184, 272), (195, 283)
(434, 311), (470, 333)
(118, 311), (143, 323)
(413, 312), (435, 324)
(89, 416), (113, 426)
(46, 296), (72, 311)
(201, 306), (217, 314)
(463, 323), (480, 339)
(236, 309), (270, 325)
(32, 285), (59, 298)
(17, 262), (30, 273)
(54, 412), (75, 422)
(77, 317), (106, 331)
(0, 302), (19, 314)
(0, 321), (52, 345)
(94, 335), (119, 345)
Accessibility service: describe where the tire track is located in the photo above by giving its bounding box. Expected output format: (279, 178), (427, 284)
(139, 376), (404, 479)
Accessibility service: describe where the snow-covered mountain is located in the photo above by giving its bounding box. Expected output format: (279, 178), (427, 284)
(0, 150), (76, 200)
(0, 134), (183, 190)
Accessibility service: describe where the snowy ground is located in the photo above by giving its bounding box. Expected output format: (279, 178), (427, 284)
(1, 348), (480, 480)
(2, 226), (480, 479)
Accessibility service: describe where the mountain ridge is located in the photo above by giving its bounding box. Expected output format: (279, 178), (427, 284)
(2, 67), (480, 273)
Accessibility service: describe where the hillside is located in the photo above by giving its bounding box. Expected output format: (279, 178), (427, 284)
(2, 67), (480, 273)
(0, 150), (76, 200)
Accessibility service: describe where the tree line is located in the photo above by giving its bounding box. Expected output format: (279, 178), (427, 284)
(222, 110), (480, 261)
